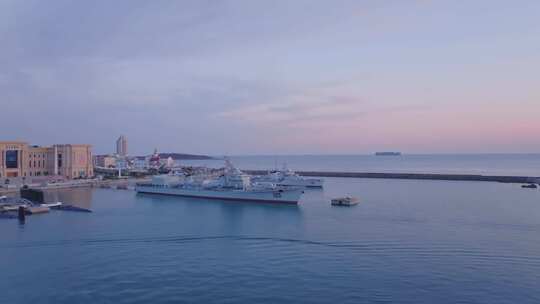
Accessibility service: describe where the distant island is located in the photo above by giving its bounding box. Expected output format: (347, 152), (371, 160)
(375, 152), (402, 156)
(158, 153), (214, 160)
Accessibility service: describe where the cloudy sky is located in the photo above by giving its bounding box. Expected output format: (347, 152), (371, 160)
(1, 0), (539, 155)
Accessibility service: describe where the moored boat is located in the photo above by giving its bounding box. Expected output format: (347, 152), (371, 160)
(41, 202), (63, 208)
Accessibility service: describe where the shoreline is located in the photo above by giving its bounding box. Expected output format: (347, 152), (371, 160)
(2, 171), (538, 195)
(0, 177), (150, 195)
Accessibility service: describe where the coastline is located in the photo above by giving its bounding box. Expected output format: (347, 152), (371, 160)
(2, 170), (538, 196)
(0, 177), (150, 195)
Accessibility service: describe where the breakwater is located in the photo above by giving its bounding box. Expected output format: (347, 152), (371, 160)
(243, 170), (539, 184)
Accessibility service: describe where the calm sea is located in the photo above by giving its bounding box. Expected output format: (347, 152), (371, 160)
(1, 175), (540, 303)
(180, 154), (540, 177)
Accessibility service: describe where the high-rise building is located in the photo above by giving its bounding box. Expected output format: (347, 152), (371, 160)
(116, 135), (128, 156)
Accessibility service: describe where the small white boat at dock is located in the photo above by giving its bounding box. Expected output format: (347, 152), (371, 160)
(40, 202), (63, 208)
(1, 204), (28, 211)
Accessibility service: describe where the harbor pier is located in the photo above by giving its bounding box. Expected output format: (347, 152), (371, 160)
(244, 170), (539, 184)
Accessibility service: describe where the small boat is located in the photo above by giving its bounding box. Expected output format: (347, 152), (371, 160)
(41, 202), (63, 208)
(331, 196), (359, 206)
(0, 195), (7, 200)
(521, 184), (538, 189)
(2, 204), (28, 211)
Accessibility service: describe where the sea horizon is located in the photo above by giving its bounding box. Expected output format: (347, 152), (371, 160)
(180, 154), (540, 177)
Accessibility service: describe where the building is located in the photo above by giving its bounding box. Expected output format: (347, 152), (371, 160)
(132, 157), (148, 169)
(164, 156), (175, 168)
(93, 154), (117, 168)
(149, 148), (161, 168)
(116, 135), (128, 157)
(116, 159), (129, 169)
(0, 141), (93, 180)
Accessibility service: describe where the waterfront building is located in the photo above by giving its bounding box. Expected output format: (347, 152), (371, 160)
(149, 148), (161, 168)
(132, 157), (148, 169)
(0, 141), (93, 180)
(116, 135), (128, 157)
(116, 159), (128, 169)
(165, 156), (175, 168)
(93, 154), (117, 168)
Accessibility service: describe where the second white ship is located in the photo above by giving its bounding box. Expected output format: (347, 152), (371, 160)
(252, 166), (324, 188)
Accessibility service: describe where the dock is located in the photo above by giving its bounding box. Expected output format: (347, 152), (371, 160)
(244, 170), (540, 184)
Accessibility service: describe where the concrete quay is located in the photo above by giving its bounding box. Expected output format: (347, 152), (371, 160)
(0, 178), (150, 195)
(243, 170), (540, 184)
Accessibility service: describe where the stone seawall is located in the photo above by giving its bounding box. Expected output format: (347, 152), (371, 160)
(243, 170), (539, 184)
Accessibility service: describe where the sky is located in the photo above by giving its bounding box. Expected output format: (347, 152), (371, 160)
(0, 0), (539, 155)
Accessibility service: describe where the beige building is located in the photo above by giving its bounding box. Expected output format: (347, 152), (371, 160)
(0, 141), (93, 180)
(93, 154), (117, 168)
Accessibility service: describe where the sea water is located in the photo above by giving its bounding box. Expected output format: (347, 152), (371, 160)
(1, 176), (540, 303)
(181, 154), (540, 177)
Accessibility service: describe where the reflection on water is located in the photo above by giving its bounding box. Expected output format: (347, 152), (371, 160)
(44, 188), (93, 209)
(137, 192), (303, 235)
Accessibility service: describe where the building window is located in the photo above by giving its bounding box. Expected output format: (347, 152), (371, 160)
(58, 154), (62, 168)
(5, 150), (18, 169)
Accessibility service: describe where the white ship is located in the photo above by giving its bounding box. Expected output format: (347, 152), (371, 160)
(135, 160), (304, 204)
(253, 166), (324, 188)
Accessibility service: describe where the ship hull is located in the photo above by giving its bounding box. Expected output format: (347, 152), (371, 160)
(135, 185), (303, 204)
(277, 179), (323, 188)
(254, 177), (324, 188)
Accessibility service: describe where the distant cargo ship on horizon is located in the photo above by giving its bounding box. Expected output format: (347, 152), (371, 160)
(375, 152), (402, 156)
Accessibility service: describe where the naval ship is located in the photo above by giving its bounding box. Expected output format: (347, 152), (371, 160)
(135, 160), (304, 204)
(252, 166), (324, 188)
